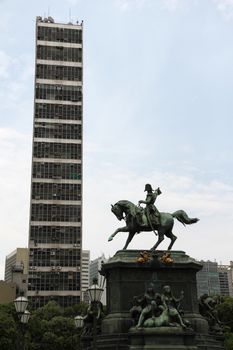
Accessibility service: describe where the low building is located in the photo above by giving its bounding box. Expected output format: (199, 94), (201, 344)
(0, 281), (16, 304)
(5, 248), (28, 282)
(4, 248), (28, 296)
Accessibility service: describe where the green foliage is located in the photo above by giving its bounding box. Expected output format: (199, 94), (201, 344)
(217, 297), (233, 332)
(216, 296), (233, 350)
(0, 304), (17, 350)
(224, 333), (233, 350)
(0, 301), (87, 350)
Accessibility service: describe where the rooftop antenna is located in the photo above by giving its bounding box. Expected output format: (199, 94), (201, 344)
(48, 6), (50, 17)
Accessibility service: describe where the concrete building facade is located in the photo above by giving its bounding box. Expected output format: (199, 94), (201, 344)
(218, 264), (233, 297)
(196, 260), (221, 298)
(5, 248), (28, 283)
(0, 281), (16, 304)
(81, 250), (90, 303)
(27, 16), (83, 308)
(4, 248), (28, 296)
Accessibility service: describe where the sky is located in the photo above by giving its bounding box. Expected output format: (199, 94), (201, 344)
(0, 0), (233, 279)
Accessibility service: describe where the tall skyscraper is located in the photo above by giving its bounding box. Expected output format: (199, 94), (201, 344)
(27, 16), (83, 308)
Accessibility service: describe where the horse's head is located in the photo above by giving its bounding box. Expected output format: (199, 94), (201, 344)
(111, 203), (124, 221)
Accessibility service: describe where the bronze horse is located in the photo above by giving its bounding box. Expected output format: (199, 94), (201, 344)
(108, 200), (199, 250)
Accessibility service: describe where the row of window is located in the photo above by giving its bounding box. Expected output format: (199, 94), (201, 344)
(28, 295), (80, 309)
(32, 183), (81, 201)
(29, 248), (81, 267)
(36, 64), (82, 82)
(28, 271), (80, 291)
(37, 26), (82, 44)
(31, 204), (81, 222)
(34, 122), (81, 140)
(33, 162), (81, 179)
(33, 142), (81, 160)
(36, 84), (82, 102)
(30, 225), (81, 244)
(37, 45), (82, 62)
(35, 103), (82, 120)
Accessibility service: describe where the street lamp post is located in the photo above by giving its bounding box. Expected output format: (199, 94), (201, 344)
(14, 296), (30, 350)
(86, 278), (104, 350)
(75, 315), (84, 329)
(74, 315), (84, 349)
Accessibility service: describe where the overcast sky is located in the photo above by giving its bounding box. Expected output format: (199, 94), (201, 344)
(0, 0), (233, 279)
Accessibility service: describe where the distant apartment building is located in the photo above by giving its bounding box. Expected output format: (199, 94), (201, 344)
(27, 16), (83, 308)
(0, 281), (16, 304)
(81, 250), (90, 302)
(5, 248), (28, 282)
(218, 264), (233, 297)
(90, 254), (107, 305)
(196, 260), (221, 297)
(4, 248), (28, 296)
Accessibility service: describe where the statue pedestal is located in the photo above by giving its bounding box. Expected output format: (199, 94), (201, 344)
(94, 250), (224, 350)
(129, 327), (198, 350)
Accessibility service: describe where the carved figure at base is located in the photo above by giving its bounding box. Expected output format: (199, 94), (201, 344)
(136, 284), (163, 328)
(199, 294), (223, 334)
(161, 285), (189, 328)
(130, 284), (190, 329)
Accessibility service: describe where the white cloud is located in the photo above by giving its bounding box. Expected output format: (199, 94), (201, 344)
(214, 0), (233, 20)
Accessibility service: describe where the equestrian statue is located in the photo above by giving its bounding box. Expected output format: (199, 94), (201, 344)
(108, 184), (199, 250)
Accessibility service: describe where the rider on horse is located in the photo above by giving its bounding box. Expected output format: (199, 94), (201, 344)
(138, 184), (162, 227)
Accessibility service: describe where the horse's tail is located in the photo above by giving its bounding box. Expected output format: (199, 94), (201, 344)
(172, 210), (199, 226)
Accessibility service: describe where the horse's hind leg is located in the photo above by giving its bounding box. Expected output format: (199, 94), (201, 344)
(167, 231), (177, 250)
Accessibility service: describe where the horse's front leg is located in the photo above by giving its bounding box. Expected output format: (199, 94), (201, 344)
(150, 229), (164, 251)
(108, 226), (129, 242)
(123, 231), (136, 250)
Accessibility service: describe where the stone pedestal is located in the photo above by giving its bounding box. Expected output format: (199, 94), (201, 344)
(94, 250), (224, 350)
(101, 250), (207, 335)
(129, 327), (198, 350)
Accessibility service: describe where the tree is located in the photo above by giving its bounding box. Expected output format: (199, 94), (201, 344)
(217, 297), (233, 332)
(0, 304), (17, 350)
(27, 301), (84, 350)
(0, 301), (86, 350)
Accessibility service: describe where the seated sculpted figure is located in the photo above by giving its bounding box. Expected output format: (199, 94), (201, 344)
(161, 285), (188, 328)
(132, 283), (163, 328)
(138, 184), (162, 227)
(130, 284), (190, 329)
(199, 294), (222, 333)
